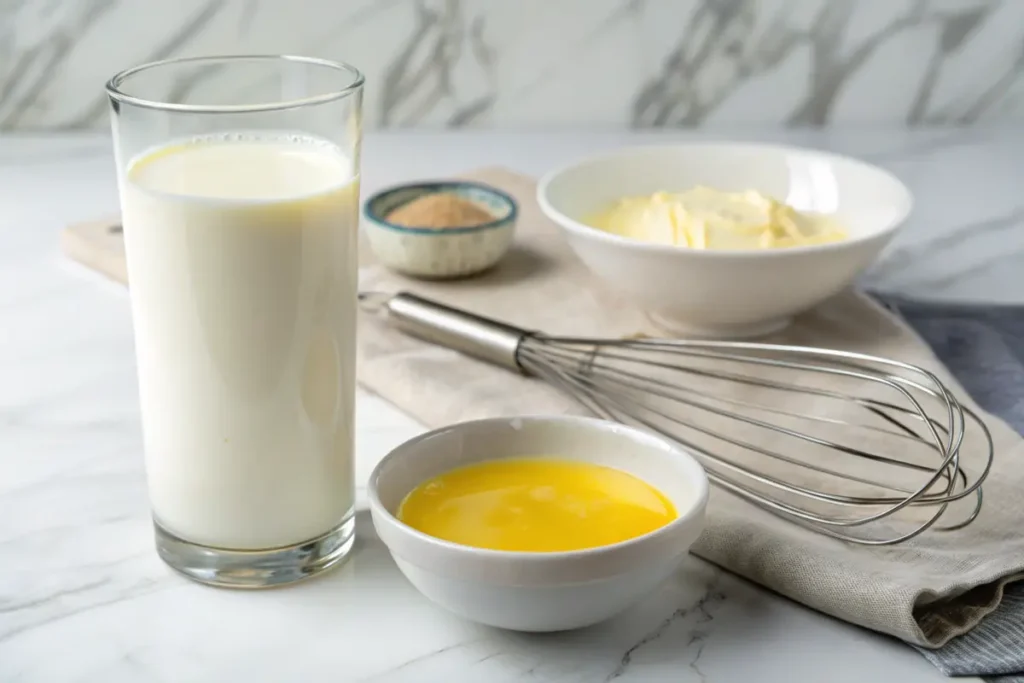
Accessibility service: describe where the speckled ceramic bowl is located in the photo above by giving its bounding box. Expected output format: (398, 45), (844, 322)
(363, 181), (518, 279)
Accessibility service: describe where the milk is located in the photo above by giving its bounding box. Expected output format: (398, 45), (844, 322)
(120, 136), (359, 550)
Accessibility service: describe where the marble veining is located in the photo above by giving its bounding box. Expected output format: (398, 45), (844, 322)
(1, 0), (1024, 130)
(631, 0), (1020, 127)
(603, 582), (728, 682)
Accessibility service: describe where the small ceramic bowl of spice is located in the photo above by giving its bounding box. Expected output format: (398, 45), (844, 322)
(363, 181), (518, 279)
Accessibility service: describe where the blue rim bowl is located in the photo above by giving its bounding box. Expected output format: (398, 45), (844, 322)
(363, 181), (518, 235)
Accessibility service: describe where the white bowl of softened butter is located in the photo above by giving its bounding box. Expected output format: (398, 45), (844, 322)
(368, 415), (708, 632)
(537, 142), (913, 337)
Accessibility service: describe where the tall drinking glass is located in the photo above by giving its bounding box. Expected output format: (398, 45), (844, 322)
(106, 56), (363, 588)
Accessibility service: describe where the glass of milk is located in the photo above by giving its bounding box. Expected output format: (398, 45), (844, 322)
(106, 56), (363, 588)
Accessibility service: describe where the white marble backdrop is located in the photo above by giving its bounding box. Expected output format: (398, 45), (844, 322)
(1, 0), (1023, 130)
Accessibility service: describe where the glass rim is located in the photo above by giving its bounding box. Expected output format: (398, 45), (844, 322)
(105, 54), (364, 114)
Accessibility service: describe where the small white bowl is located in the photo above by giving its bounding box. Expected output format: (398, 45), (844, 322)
(367, 415), (709, 632)
(537, 142), (913, 338)
(363, 181), (517, 279)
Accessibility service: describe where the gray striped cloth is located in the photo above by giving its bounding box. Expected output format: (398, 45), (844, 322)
(875, 294), (1024, 682)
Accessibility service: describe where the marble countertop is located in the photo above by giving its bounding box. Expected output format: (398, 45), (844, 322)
(3, 127), (1020, 683)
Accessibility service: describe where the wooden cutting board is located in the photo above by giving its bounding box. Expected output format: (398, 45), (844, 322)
(60, 218), (128, 285)
(59, 166), (516, 285)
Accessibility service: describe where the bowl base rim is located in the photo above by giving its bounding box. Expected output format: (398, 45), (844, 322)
(647, 312), (791, 339)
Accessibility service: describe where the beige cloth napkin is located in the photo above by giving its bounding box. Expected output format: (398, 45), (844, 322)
(356, 168), (1024, 648)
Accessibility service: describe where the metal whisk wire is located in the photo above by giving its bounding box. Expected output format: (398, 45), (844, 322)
(517, 336), (992, 545)
(363, 291), (994, 546)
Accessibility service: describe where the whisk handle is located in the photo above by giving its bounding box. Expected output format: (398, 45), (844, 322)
(379, 292), (529, 373)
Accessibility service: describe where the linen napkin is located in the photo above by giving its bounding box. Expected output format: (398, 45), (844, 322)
(356, 168), (1024, 672)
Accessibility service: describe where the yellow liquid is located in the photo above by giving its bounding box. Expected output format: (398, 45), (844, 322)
(397, 458), (677, 552)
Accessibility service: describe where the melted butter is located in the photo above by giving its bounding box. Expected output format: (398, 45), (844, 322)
(586, 186), (847, 249)
(397, 458), (677, 552)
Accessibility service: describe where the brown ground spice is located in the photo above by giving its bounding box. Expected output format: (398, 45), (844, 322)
(386, 193), (496, 229)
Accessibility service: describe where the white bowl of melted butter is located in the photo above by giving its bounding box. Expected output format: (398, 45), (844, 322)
(368, 415), (708, 632)
(538, 142), (912, 337)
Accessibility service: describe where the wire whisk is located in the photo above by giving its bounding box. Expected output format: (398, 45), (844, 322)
(360, 291), (994, 545)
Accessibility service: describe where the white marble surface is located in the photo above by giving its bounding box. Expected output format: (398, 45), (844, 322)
(3, 127), (1020, 682)
(3, 0), (1024, 130)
